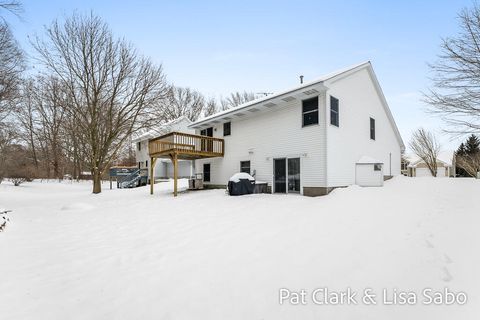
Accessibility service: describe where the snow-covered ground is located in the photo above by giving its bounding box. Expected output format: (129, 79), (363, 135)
(0, 177), (479, 319)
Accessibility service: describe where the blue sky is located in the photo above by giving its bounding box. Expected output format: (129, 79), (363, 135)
(4, 0), (474, 150)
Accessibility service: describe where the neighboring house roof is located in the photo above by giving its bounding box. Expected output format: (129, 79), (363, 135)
(132, 116), (192, 143)
(406, 150), (454, 167)
(189, 61), (405, 151)
(357, 156), (384, 164)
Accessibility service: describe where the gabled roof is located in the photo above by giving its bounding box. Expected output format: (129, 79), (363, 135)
(132, 116), (192, 143)
(406, 150), (455, 167)
(189, 61), (405, 151)
(190, 61), (369, 128)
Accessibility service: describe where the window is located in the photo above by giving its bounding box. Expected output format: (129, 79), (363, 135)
(137, 142), (141, 150)
(330, 96), (339, 127)
(146, 160), (148, 168)
(203, 163), (211, 182)
(302, 96), (319, 127)
(374, 164), (382, 171)
(370, 117), (376, 140)
(240, 161), (251, 174)
(223, 122), (231, 136)
(200, 127), (213, 137)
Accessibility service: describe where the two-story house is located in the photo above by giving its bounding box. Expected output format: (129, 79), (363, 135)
(186, 61), (404, 195)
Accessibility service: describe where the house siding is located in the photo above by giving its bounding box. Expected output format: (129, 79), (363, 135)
(135, 118), (194, 179)
(325, 68), (402, 187)
(195, 92), (327, 193)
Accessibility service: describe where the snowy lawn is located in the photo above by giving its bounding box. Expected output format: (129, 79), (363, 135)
(0, 177), (479, 319)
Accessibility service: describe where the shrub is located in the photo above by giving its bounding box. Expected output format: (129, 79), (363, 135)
(9, 176), (27, 186)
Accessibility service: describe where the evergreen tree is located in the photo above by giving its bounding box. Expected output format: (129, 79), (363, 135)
(455, 135), (480, 177)
(464, 134), (480, 155)
(456, 142), (466, 156)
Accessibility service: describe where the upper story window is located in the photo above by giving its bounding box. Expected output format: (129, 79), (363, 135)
(302, 96), (319, 127)
(200, 127), (213, 137)
(370, 117), (376, 140)
(330, 96), (339, 127)
(137, 142), (141, 151)
(240, 161), (251, 174)
(223, 122), (231, 136)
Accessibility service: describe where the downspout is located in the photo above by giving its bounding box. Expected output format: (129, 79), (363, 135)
(389, 152), (392, 176)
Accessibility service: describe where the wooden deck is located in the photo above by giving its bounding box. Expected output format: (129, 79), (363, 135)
(148, 132), (224, 196)
(149, 131), (224, 160)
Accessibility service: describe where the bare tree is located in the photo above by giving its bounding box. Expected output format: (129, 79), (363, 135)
(409, 128), (441, 177)
(32, 13), (169, 193)
(0, 1), (23, 18)
(0, 21), (24, 121)
(202, 91), (257, 118)
(33, 76), (68, 179)
(456, 153), (480, 177)
(162, 86), (205, 122)
(424, 4), (480, 134)
(220, 91), (256, 110)
(203, 98), (218, 117)
(15, 80), (41, 170)
(0, 123), (16, 182)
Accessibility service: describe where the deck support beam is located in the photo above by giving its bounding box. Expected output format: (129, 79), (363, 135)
(150, 157), (157, 195)
(171, 153), (178, 197)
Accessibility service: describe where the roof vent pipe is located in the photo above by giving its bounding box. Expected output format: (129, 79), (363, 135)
(299, 75), (304, 84)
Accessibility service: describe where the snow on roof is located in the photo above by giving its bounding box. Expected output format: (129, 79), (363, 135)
(189, 61), (405, 151)
(357, 156), (384, 164)
(190, 61), (371, 127)
(406, 150), (454, 167)
(132, 116), (192, 143)
(229, 172), (255, 182)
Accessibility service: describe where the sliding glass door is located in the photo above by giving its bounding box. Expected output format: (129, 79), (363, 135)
(274, 158), (286, 193)
(288, 158), (300, 193)
(274, 157), (300, 193)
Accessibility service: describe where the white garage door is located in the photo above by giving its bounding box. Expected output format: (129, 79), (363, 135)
(416, 167), (446, 177)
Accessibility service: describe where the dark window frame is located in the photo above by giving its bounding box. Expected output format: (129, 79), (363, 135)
(200, 127), (213, 137)
(302, 96), (319, 127)
(374, 164), (382, 171)
(330, 96), (339, 127)
(223, 122), (231, 136)
(203, 163), (211, 182)
(370, 117), (376, 140)
(240, 161), (251, 174)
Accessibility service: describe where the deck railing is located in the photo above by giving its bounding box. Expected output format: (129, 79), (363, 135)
(148, 131), (224, 158)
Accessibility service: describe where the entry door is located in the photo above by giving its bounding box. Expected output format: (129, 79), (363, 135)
(200, 127), (213, 151)
(288, 158), (300, 192)
(274, 158), (286, 193)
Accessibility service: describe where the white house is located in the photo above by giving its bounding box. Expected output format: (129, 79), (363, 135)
(133, 116), (195, 180)
(187, 61), (405, 195)
(406, 151), (455, 178)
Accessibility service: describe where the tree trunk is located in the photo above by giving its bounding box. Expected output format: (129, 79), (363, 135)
(92, 169), (102, 194)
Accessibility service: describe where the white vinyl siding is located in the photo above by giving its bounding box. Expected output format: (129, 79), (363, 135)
(196, 93), (327, 191)
(326, 68), (401, 187)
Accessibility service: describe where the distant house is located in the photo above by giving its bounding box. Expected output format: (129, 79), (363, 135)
(406, 151), (455, 178)
(133, 116), (195, 180)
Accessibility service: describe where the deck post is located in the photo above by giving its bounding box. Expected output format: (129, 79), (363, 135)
(173, 153), (178, 197)
(150, 157), (156, 195)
